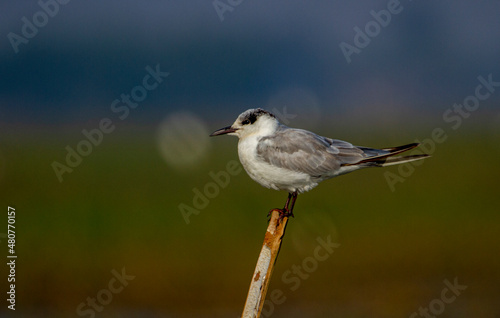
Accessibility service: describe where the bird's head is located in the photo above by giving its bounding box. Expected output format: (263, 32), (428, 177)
(210, 108), (279, 139)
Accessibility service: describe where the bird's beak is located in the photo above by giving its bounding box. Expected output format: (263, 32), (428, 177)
(209, 125), (238, 137)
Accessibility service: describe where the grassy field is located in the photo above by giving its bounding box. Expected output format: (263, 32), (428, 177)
(1, 123), (499, 317)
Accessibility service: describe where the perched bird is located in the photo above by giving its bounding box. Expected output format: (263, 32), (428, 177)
(210, 108), (429, 220)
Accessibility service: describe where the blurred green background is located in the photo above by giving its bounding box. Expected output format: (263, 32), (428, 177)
(2, 123), (499, 317)
(1, 1), (500, 317)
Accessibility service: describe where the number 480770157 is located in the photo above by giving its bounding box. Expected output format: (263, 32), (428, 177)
(7, 206), (15, 253)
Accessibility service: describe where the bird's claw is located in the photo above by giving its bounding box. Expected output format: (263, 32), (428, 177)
(267, 208), (294, 225)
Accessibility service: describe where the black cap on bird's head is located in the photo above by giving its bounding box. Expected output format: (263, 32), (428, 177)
(210, 108), (277, 137)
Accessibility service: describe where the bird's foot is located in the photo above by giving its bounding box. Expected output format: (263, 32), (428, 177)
(267, 208), (294, 225)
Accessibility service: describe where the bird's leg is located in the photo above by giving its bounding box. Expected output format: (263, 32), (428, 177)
(269, 192), (297, 219)
(268, 192), (298, 223)
(286, 191), (298, 218)
(282, 192), (293, 213)
(268, 192), (291, 219)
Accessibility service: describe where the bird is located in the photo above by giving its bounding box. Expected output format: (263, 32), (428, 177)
(210, 108), (429, 220)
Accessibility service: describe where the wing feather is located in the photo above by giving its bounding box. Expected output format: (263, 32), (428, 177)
(256, 127), (369, 176)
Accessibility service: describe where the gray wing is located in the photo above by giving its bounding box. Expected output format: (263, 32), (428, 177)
(256, 126), (380, 176)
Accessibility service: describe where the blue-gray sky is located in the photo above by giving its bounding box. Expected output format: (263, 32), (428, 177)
(1, 1), (499, 125)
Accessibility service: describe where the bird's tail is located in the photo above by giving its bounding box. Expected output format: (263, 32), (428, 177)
(343, 143), (430, 167)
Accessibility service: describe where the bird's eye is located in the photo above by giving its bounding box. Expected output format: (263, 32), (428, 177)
(242, 119), (250, 125)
